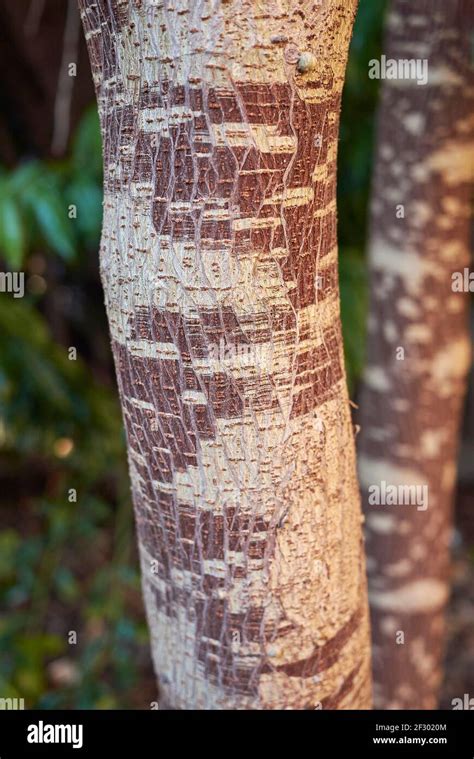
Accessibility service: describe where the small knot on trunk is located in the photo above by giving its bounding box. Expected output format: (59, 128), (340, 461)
(297, 52), (317, 73)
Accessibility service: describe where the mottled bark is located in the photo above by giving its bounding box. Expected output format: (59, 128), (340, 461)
(358, 0), (474, 709)
(79, 0), (371, 709)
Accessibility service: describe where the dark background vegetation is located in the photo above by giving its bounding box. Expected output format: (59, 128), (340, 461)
(0, 0), (471, 709)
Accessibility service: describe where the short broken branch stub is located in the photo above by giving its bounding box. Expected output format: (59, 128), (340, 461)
(297, 51), (317, 73)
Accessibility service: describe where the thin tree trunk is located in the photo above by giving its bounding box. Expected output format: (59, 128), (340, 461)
(0, 0), (93, 162)
(79, 0), (371, 709)
(357, 0), (474, 709)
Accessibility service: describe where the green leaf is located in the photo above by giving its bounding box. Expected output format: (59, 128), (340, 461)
(8, 161), (77, 261)
(0, 530), (21, 580)
(339, 248), (368, 392)
(8, 161), (45, 195)
(28, 189), (76, 260)
(67, 178), (103, 247)
(54, 567), (80, 602)
(32, 194), (76, 261)
(0, 195), (26, 268)
(72, 107), (103, 179)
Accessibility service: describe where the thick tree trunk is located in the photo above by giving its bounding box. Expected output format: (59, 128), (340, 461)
(79, 0), (371, 709)
(357, 0), (474, 709)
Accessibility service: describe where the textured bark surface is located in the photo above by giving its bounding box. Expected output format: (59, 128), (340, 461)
(79, 0), (371, 709)
(357, 0), (474, 710)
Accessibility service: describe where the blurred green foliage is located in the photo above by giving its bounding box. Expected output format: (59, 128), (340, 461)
(339, 0), (388, 389)
(0, 296), (152, 707)
(0, 3), (387, 709)
(0, 107), (153, 708)
(0, 108), (102, 268)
